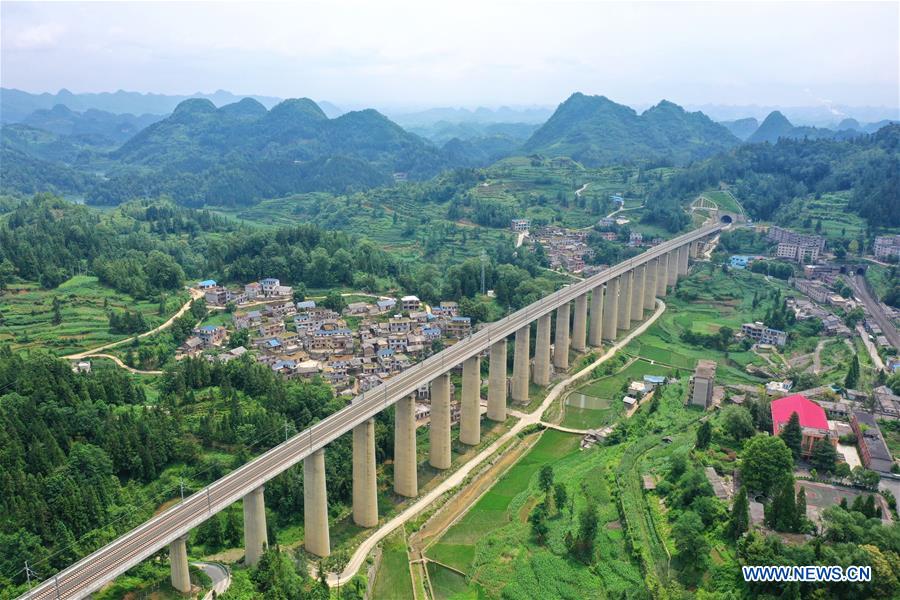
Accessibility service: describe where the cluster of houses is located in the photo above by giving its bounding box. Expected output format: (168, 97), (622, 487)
(198, 278), (294, 307)
(182, 292), (475, 396)
(530, 226), (594, 274)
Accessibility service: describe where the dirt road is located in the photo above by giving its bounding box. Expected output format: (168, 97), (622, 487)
(63, 287), (203, 361)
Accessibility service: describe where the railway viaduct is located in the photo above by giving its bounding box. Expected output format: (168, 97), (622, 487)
(22, 221), (727, 599)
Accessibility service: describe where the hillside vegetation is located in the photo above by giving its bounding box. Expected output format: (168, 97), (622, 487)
(523, 93), (739, 166)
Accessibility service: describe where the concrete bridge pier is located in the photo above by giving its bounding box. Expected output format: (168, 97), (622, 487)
(430, 373), (452, 469)
(657, 255), (669, 296)
(679, 244), (689, 275)
(303, 449), (330, 557)
(643, 259), (657, 311)
(617, 271), (632, 330)
(487, 341), (507, 422)
(666, 250), (678, 288)
(460, 356), (481, 445)
(394, 396), (418, 497)
(572, 294), (588, 352)
(533, 314), (552, 385)
(511, 326), (530, 403)
(588, 286), (603, 347)
(243, 486), (268, 566)
(352, 419), (378, 527)
(602, 278), (619, 341)
(553, 303), (570, 370)
(630, 264), (645, 323)
(169, 535), (190, 594)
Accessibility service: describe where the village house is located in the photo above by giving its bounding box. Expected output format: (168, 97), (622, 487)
(433, 301), (459, 317)
(244, 282), (262, 299)
(771, 394), (836, 458)
(741, 321), (787, 347)
(851, 411), (894, 473)
(445, 316), (472, 338)
(401, 295), (421, 311)
(376, 298), (397, 313)
(510, 218), (530, 232)
(194, 325), (227, 347)
(204, 287), (231, 306)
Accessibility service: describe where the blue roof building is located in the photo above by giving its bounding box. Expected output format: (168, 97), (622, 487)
(729, 255), (751, 269)
(198, 279), (217, 288)
(643, 375), (666, 384)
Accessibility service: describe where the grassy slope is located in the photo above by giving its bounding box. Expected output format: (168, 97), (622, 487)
(0, 275), (188, 356)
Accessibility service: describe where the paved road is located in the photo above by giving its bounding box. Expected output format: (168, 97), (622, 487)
(192, 562), (230, 600)
(849, 274), (900, 351)
(22, 223), (721, 600)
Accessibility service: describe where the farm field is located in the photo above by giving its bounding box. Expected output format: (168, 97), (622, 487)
(561, 360), (673, 430)
(0, 275), (189, 356)
(777, 191), (868, 242)
(423, 428), (645, 599)
(372, 530), (416, 600)
(623, 264), (798, 386)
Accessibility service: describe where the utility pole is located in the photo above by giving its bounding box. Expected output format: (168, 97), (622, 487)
(284, 420), (290, 442)
(24, 561), (37, 598)
(180, 477), (185, 501)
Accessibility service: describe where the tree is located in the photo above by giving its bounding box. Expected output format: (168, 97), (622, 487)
(554, 483), (568, 514)
(728, 486), (750, 540)
(811, 437), (838, 474)
(741, 434), (794, 495)
(695, 420), (712, 449)
(528, 503), (548, 545)
(51, 296), (62, 325)
(796, 486), (808, 530)
(835, 461), (852, 480)
(538, 465), (554, 493)
(765, 475), (798, 532)
(779, 412), (803, 459)
(721, 405), (755, 441)
(672, 510), (708, 584)
(845, 355), (860, 389)
(571, 505), (598, 563)
(322, 290), (346, 313)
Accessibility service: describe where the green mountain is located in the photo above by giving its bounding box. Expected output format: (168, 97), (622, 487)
(720, 117), (759, 141)
(112, 97), (448, 180)
(22, 104), (163, 146)
(746, 111), (847, 144)
(522, 93), (738, 165)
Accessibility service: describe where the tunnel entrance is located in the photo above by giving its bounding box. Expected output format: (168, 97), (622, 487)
(720, 214), (733, 224)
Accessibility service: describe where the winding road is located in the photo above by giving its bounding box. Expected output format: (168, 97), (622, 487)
(63, 288), (203, 361)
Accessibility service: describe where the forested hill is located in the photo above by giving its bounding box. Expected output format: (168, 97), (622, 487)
(746, 110), (852, 144)
(0, 97), (491, 206)
(523, 93), (739, 166)
(644, 123), (900, 228)
(112, 98), (447, 177)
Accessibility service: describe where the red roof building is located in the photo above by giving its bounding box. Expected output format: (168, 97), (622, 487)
(771, 394), (834, 458)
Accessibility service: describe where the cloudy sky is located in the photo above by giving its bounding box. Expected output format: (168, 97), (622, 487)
(2, 1), (898, 111)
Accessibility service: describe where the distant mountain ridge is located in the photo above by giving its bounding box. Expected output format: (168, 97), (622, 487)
(742, 110), (887, 144)
(111, 97), (449, 180)
(22, 104), (163, 146)
(523, 93), (739, 165)
(0, 88), (283, 123)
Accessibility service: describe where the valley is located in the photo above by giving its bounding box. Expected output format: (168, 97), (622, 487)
(2, 31), (900, 600)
